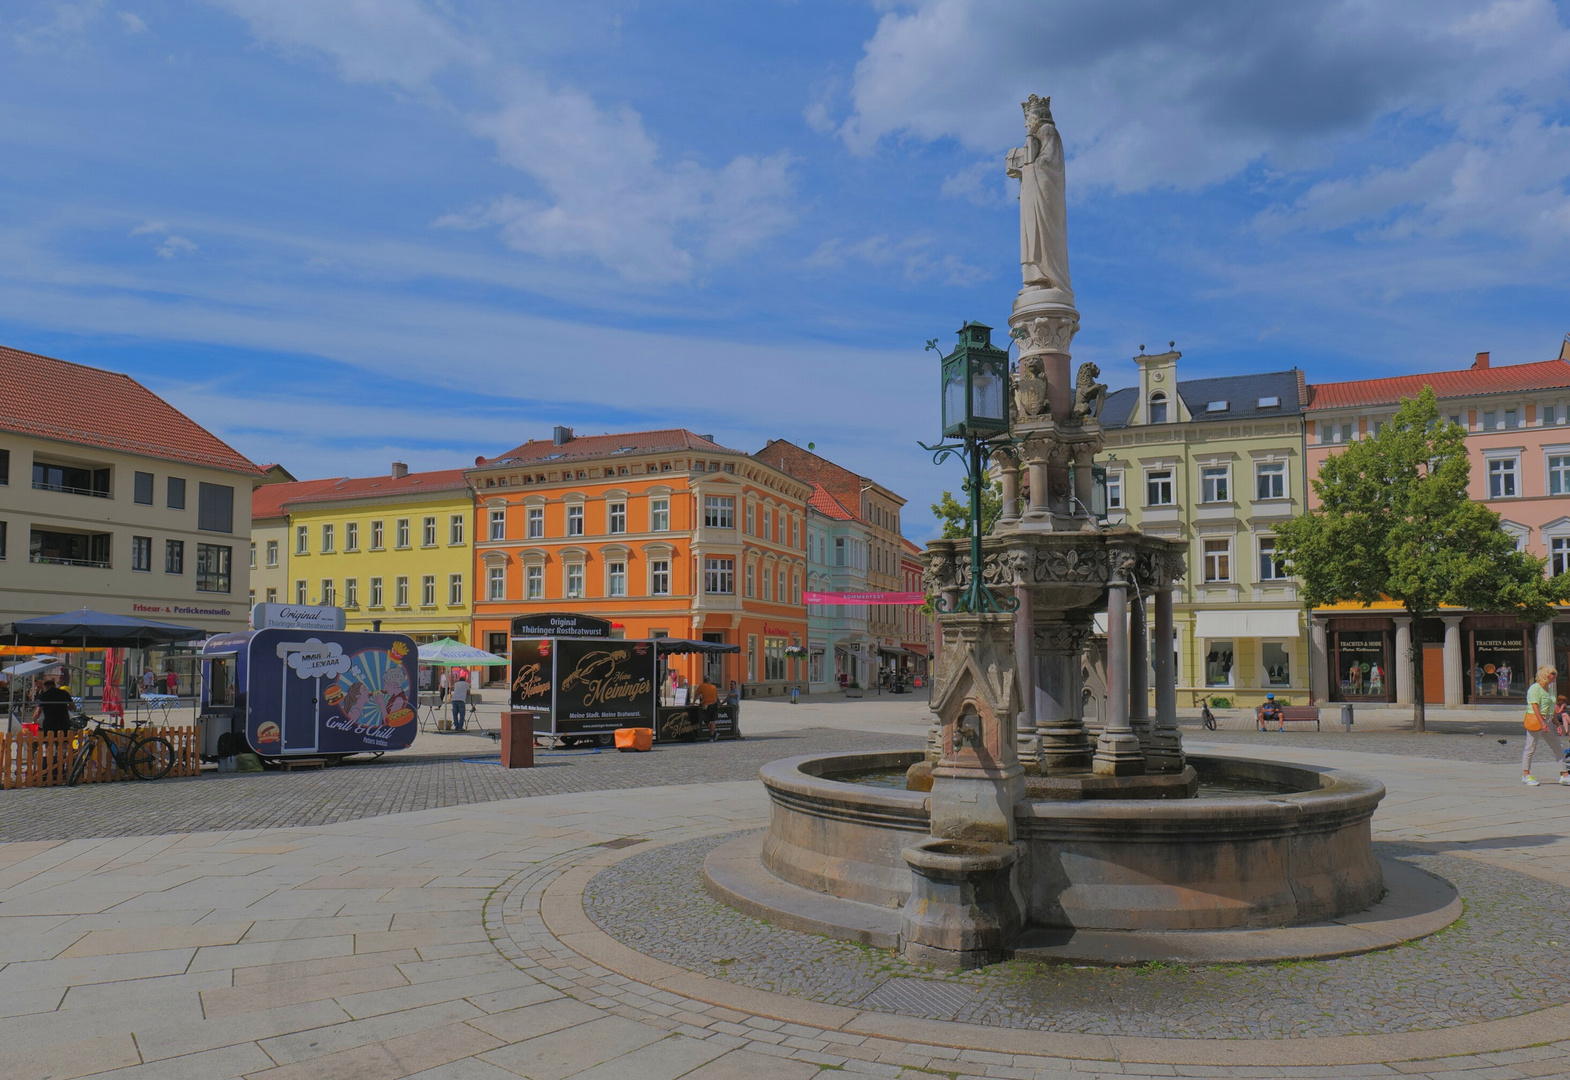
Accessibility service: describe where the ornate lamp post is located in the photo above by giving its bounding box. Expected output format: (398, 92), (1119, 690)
(923, 322), (1018, 615)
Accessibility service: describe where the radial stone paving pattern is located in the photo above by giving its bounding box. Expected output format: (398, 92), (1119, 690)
(582, 830), (1570, 1040)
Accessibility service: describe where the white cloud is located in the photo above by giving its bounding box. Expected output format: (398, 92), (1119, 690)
(128, 220), (167, 236)
(12, 0), (107, 52)
(156, 235), (196, 258)
(806, 233), (989, 287)
(211, 0), (796, 284)
(117, 11), (146, 33)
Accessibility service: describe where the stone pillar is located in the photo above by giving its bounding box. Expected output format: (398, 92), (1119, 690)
(1032, 619), (1092, 774)
(1442, 617), (1464, 706)
(1093, 562), (1145, 776)
(1072, 446), (1096, 518)
(996, 450), (1021, 525)
(1393, 617), (1414, 705)
(1146, 586), (1185, 772)
(1026, 455), (1049, 518)
(1309, 617), (1330, 704)
(1128, 594), (1151, 754)
(928, 613), (1026, 843)
(1014, 585), (1036, 759)
(1537, 620), (1557, 675)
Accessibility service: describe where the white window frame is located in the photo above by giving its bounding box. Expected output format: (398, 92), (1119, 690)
(371, 520), (384, 550)
(321, 578), (335, 606)
(491, 508), (507, 541)
(1200, 465), (1229, 504)
(1105, 471), (1123, 510)
(1553, 536), (1570, 577)
(650, 498), (670, 532)
(345, 521), (358, 551)
(705, 556), (735, 595)
(344, 578), (358, 608)
(295, 525), (308, 555)
(421, 574), (436, 606)
(370, 577), (383, 607)
(526, 506), (544, 538)
(1547, 448), (1570, 496)
(321, 524), (334, 554)
(607, 501), (627, 534)
(396, 519), (410, 548)
(1255, 460), (1287, 501)
(1257, 535), (1288, 580)
(650, 559), (670, 596)
(395, 576), (409, 607)
(450, 514), (465, 545)
(565, 562), (584, 599)
(1145, 469), (1174, 507)
(488, 565), (506, 600)
(422, 517), (437, 547)
(607, 560), (627, 597)
(1486, 454), (1520, 499)
(526, 564), (544, 599)
(566, 504), (584, 537)
(704, 496), (735, 529)
(265, 539), (278, 567)
(1147, 392), (1168, 424)
(1202, 537), (1232, 583)
(448, 573), (463, 605)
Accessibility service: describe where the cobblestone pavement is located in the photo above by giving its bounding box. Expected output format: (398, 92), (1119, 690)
(584, 832), (1570, 1039)
(1184, 723), (1536, 765)
(0, 727), (920, 842)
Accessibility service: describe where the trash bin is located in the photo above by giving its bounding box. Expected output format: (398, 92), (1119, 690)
(500, 711), (535, 769)
(1340, 703), (1354, 730)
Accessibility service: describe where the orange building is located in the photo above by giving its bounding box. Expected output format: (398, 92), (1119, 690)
(468, 428), (812, 696)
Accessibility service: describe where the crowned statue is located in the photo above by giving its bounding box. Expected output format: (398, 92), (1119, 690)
(1006, 95), (1072, 298)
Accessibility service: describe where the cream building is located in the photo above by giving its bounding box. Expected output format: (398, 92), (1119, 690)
(0, 345), (263, 636)
(1097, 351), (1308, 708)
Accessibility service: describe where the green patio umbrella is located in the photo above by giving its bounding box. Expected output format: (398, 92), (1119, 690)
(415, 638), (509, 666)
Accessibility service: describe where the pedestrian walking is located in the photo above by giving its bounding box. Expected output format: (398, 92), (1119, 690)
(141, 668), (156, 696)
(450, 673), (470, 732)
(165, 669), (178, 695)
(1521, 665), (1569, 786)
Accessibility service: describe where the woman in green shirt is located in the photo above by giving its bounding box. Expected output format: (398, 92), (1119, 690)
(1522, 665), (1567, 787)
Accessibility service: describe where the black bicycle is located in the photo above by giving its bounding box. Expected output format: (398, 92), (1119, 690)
(1198, 696), (1217, 731)
(66, 716), (176, 786)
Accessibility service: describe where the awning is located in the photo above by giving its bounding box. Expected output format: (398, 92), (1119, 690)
(834, 645), (878, 665)
(878, 645), (913, 657)
(1194, 609), (1302, 639)
(655, 638), (741, 655)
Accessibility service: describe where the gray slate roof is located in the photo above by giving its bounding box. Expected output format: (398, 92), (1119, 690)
(1100, 370), (1304, 430)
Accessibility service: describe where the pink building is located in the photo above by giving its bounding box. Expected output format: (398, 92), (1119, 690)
(1303, 346), (1570, 706)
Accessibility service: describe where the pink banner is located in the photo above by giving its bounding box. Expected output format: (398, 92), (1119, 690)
(804, 591), (926, 606)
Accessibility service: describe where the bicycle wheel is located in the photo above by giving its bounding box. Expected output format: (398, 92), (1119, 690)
(65, 736), (95, 787)
(1202, 709), (1216, 731)
(127, 735), (175, 780)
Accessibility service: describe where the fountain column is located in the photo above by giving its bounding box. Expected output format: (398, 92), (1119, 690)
(1128, 594), (1151, 755)
(995, 448), (1021, 525)
(1094, 555), (1145, 776)
(1032, 619), (1092, 773)
(1146, 584), (1186, 772)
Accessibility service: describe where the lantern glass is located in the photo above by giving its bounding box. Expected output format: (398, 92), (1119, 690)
(942, 359), (967, 438)
(971, 364), (1007, 429)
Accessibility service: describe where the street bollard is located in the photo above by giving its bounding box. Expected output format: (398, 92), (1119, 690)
(1340, 703), (1354, 731)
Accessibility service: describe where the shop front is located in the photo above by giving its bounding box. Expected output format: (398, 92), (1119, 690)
(1331, 624), (1393, 703)
(1466, 619), (1529, 704)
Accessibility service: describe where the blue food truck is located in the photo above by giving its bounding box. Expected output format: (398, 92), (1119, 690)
(199, 626), (420, 760)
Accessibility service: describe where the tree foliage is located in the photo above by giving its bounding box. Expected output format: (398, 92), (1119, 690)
(931, 477), (1004, 540)
(1274, 387), (1567, 730)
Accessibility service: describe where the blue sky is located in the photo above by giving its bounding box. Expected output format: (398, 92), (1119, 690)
(3, 0), (1570, 540)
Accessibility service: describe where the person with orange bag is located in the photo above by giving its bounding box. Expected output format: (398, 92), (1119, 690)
(1521, 665), (1569, 787)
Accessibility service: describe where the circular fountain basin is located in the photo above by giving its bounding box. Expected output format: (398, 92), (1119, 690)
(759, 750), (1385, 932)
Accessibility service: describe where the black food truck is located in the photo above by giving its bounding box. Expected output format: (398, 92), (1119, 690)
(508, 613), (740, 747)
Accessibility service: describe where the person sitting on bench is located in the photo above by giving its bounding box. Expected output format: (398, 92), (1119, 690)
(1256, 692), (1284, 732)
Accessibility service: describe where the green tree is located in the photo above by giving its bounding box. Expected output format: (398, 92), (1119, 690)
(1275, 387), (1566, 731)
(931, 477), (1004, 540)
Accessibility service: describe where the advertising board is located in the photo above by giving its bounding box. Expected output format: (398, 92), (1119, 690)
(510, 636), (654, 736)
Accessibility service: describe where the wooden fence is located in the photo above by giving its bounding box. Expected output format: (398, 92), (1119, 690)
(0, 726), (201, 789)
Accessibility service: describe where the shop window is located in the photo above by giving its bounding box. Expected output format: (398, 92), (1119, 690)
(370, 577), (383, 607)
(1105, 472), (1122, 509)
(526, 565), (543, 599)
(1200, 466), (1229, 503)
(608, 502), (626, 534)
(196, 544), (231, 592)
(765, 637), (786, 681)
(1262, 642), (1291, 687)
(1202, 538), (1231, 582)
(651, 498), (670, 532)
(134, 471), (154, 505)
(567, 505), (584, 536)
(704, 496), (735, 529)
(1146, 469), (1174, 506)
(131, 535), (152, 572)
(345, 522), (358, 551)
(1334, 631), (1388, 699)
(1204, 641), (1234, 686)
(166, 539), (184, 574)
(1471, 631), (1526, 699)
(1258, 536), (1287, 580)
(705, 557), (735, 595)
(651, 559), (670, 595)
(748, 635), (757, 681)
(488, 566), (505, 599)
(1147, 392), (1167, 424)
(1256, 461), (1286, 500)
(1488, 456), (1519, 498)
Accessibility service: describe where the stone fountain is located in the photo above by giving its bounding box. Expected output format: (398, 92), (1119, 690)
(706, 95), (1399, 970)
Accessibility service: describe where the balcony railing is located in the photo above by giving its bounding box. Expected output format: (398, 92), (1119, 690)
(30, 554), (111, 569)
(32, 481), (110, 498)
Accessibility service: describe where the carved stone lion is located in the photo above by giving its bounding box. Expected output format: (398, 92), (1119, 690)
(1072, 362), (1106, 420)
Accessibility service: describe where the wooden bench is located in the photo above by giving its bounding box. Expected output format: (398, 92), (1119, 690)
(1259, 705), (1320, 731)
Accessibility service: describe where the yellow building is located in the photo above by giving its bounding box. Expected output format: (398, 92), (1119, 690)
(252, 463), (475, 643)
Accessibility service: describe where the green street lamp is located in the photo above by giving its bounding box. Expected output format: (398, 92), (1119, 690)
(923, 322), (1019, 615)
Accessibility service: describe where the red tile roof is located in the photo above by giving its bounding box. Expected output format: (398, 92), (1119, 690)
(1308, 359), (1570, 410)
(0, 344), (263, 475)
(485, 428), (734, 466)
(901, 537), (925, 557)
(281, 468), (471, 508)
(807, 482), (855, 521)
(755, 439), (905, 516)
(251, 476), (344, 521)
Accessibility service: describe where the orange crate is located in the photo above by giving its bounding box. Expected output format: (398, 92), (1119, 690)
(614, 727), (652, 752)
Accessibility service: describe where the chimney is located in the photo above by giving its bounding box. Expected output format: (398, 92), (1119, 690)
(1473, 351), (1490, 370)
(698, 434), (715, 444)
(391, 461), (408, 479)
(552, 425), (573, 446)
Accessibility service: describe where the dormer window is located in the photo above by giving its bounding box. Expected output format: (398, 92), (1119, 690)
(1148, 391), (1168, 424)
(1257, 396), (1280, 409)
(1206, 400), (1229, 413)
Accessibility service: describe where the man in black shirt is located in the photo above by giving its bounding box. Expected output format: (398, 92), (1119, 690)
(32, 679), (74, 734)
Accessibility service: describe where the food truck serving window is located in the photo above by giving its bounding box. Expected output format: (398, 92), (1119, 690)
(208, 657), (236, 707)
